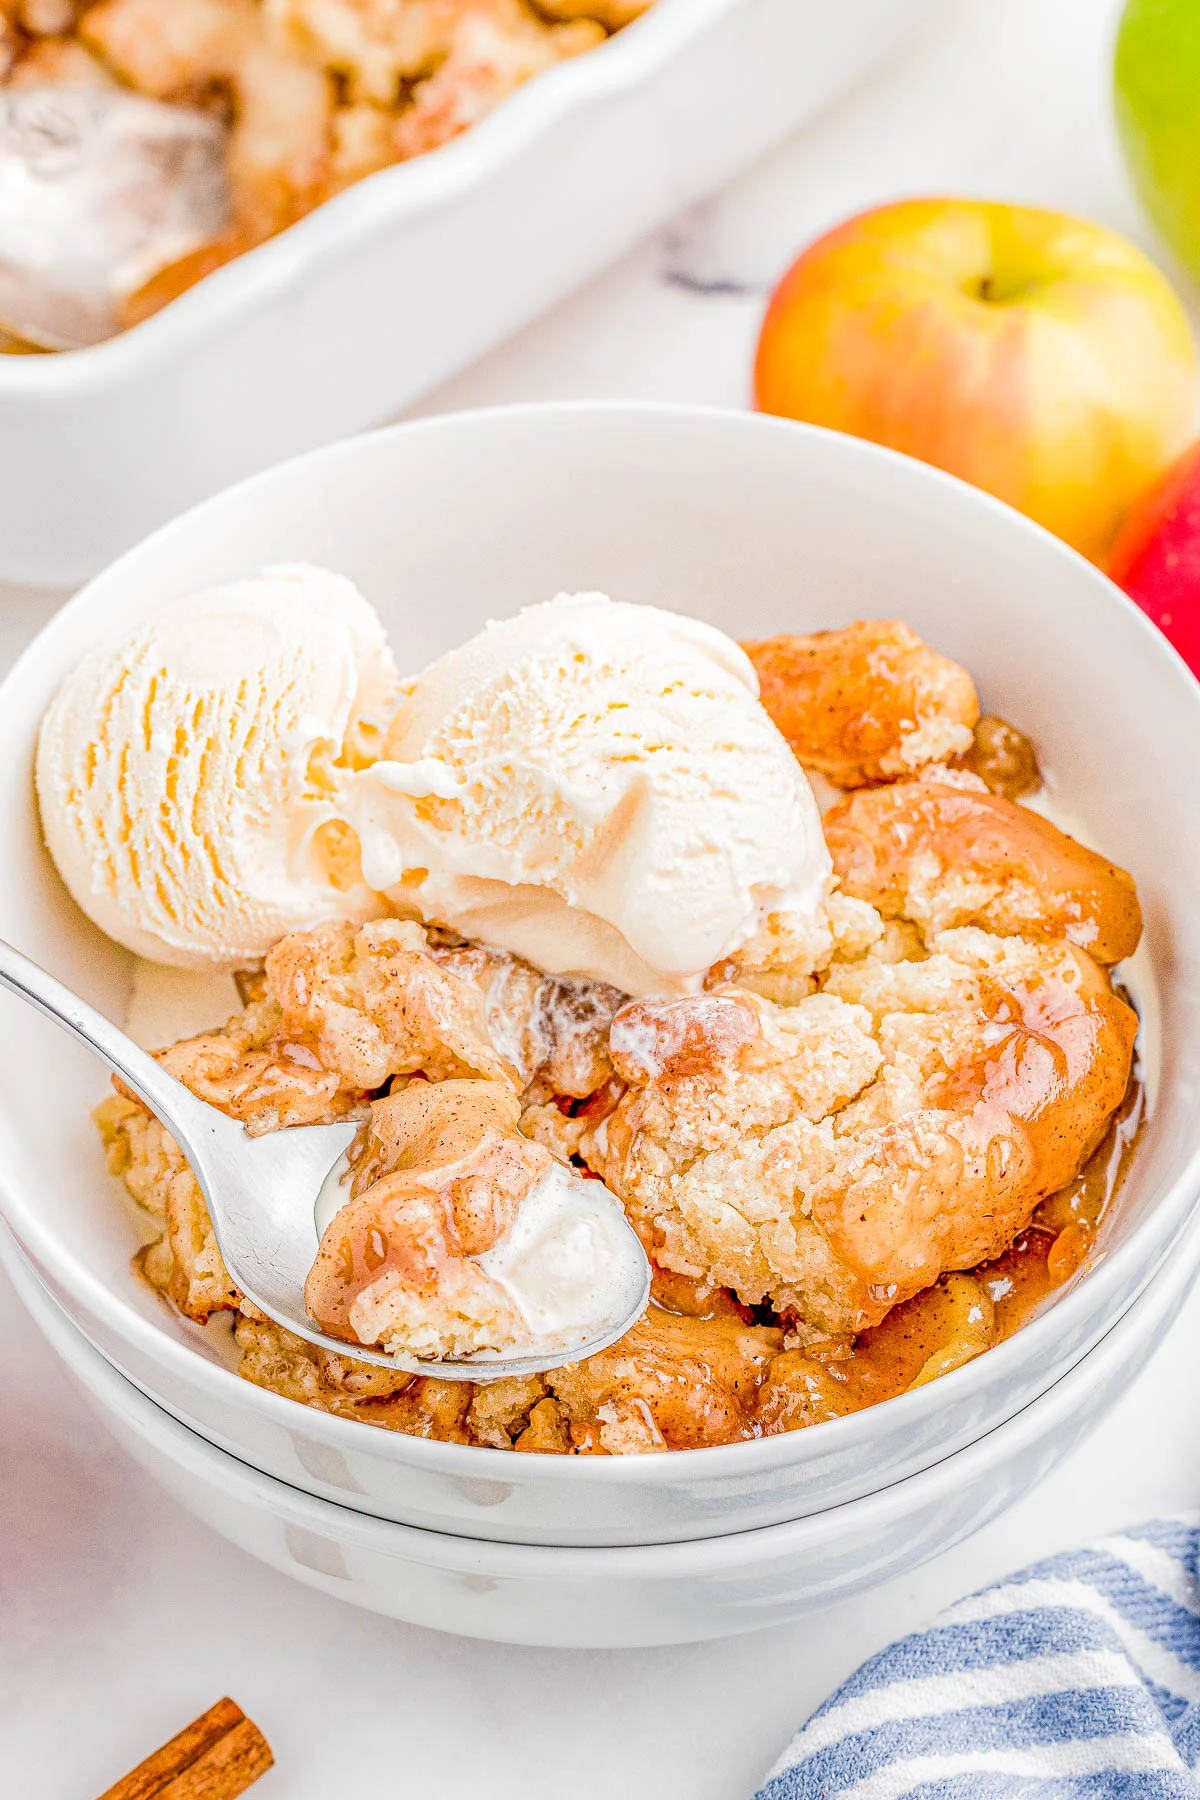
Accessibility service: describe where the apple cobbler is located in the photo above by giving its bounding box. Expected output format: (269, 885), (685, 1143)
(0, 0), (654, 336)
(93, 617), (1145, 1455)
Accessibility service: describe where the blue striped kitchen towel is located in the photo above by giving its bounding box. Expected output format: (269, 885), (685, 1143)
(753, 1516), (1200, 1799)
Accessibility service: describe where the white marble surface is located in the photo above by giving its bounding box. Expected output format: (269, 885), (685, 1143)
(5, 0), (1200, 1792)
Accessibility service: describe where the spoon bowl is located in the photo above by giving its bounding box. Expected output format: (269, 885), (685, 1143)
(0, 85), (229, 350)
(0, 936), (651, 1380)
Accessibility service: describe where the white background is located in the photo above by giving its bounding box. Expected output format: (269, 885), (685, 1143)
(4, 0), (1200, 1792)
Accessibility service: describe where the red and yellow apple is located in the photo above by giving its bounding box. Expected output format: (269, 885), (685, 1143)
(1109, 437), (1200, 676)
(754, 199), (1198, 563)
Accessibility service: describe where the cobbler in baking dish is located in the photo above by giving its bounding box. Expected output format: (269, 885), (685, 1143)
(36, 580), (1144, 1453)
(0, 0), (654, 347)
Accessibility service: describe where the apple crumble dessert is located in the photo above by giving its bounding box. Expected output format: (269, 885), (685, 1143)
(38, 578), (1144, 1454)
(0, 0), (654, 338)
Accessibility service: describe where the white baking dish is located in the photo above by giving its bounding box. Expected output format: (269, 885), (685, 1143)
(0, 0), (930, 587)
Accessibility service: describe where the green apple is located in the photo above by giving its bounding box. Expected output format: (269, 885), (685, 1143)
(1115, 0), (1200, 281)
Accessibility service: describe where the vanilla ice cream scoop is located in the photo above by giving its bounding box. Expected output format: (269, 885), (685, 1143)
(347, 593), (831, 997)
(36, 563), (396, 967)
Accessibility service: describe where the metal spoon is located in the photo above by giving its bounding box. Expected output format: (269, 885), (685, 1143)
(0, 85), (230, 350)
(0, 938), (651, 1380)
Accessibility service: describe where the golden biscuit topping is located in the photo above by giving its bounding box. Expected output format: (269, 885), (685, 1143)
(824, 778), (1143, 963)
(744, 619), (979, 789)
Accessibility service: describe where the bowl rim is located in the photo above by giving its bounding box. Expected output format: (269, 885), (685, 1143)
(4, 398), (1200, 1484)
(0, 0), (734, 397)
(13, 1191), (1200, 1570)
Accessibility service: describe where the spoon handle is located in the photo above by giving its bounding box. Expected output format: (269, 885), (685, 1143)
(0, 936), (204, 1146)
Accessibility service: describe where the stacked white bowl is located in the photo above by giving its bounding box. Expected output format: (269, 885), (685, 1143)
(2, 405), (1199, 1646)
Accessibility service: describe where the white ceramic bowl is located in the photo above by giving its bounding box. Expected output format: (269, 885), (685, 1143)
(6, 1200), (1199, 1648)
(0, 0), (930, 586)
(1, 404), (1199, 1548)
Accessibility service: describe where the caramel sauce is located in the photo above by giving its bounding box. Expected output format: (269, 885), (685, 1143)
(931, 956), (1139, 1200)
(839, 1073), (1145, 1403)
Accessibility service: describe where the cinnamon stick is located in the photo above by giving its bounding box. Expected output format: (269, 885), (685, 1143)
(96, 1697), (273, 1800)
